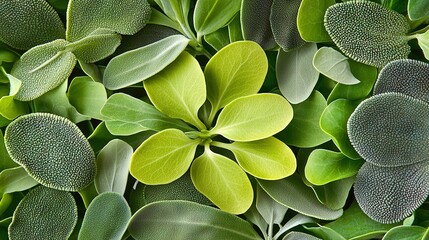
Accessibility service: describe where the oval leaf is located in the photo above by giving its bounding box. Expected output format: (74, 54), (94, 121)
(408, 0), (429, 20)
(0, 167), (38, 195)
(383, 226), (428, 240)
(297, 0), (335, 42)
(194, 0), (241, 36)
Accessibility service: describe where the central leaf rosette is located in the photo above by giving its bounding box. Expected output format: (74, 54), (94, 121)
(128, 41), (296, 214)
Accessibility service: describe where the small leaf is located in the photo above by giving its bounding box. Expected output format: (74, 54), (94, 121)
(154, 0), (191, 30)
(383, 226), (428, 240)
(130, 129), (200, 184)
(103, 35), (190, 90)
(8, 186), (77, 240)
(313, 47), (360, 85)
(204, 27), (230, 51)
(144, 52), (206, 130)
(0, 167), (38, 195)
(307, 177), (355, 210)
(95, 139), (133, 195)
(228, 15), (244, 42)
(128, 200), (262, 240)
(297, 0), (335, 42)
(78, 61), (102, 82)
(256, 184), (288, 225)
(283, 232), (321, 240)
(277, 43), (319, 104)
(211, 93), (293, 142)
(191, 150), (253, 214)
(408, 0), (429, 20)
(0, 131), (18, 171)
(0, 73), (29, 120)
(78, 192), (131, 240)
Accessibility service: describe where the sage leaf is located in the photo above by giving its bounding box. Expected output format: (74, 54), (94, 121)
(0, 167), (38, 195)
(307, 177), (355, 210)
(256, 185), (288, 225)
(283, 232), (321, 240)
(297, 0), (335, 42)
(408, 0), (429, 20)
(154, 0), (191, 30)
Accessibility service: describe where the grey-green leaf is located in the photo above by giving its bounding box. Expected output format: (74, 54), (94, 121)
(0, 167), (38, 195)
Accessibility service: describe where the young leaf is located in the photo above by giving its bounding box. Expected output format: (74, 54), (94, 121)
(0, 0), (65, 50)
(128, 200), (262, 240)
(0, 167), (38, 195)
(144, 52), (207, 130)
(78, 192), (131, 240)
(297, 0), (335, 42)
(8, 186), (77, 240)
(408, 0), (429, 20)
(277, 43), (319, 104)
(313, 47), (360, 85)
(130, 129), (200, 185)
(256, 184), (288, 225)
(383, 226), (428, 240)
(210, 94), (293, 142)
(103, 35), (190, 90)
(190, 150), (253, 214)
(4, 113), (96, 191)
(154, 0), (191, 33)
(66, 0), (151, 41)
(95, 139), (133, 195)
(12, 39), (76, 101)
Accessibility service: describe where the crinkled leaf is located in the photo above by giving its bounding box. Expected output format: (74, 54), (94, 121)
(0, 167), (38, 195)
(191, 150), (253, 214)
(297, 0), (335, 42)
(130, 129), (199, 184)
(103, 35), (190, 90)
(277, 43), (319, 104)
(204, 27), (230, 51)
(128, 200), (262, 240)
(256, 184), (288, 225)
(383, 226), (428, 240)
(0, 0), (65, 50)
(4, 113), (96, 191)
(408, 0), (429, 20)
(78, 192), (131, 240)
(211, 94), (293, 142)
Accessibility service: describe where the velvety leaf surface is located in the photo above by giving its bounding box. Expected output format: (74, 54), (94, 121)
(255, 185), (288, 225)
(297, 0), (335, 42)
(0, 167), (38, 195)
(408, 0), (429, 20)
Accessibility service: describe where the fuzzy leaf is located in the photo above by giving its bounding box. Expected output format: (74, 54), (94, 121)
(256, 184), (288, 225)
(297, 0), (335, 42)
(0, 167), (38, 194)
(408, 0), (429, 20)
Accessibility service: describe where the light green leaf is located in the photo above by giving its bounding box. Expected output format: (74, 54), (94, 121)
(78, 61), (102, 82)
(383, 226), (428, 240)
(0, 131), (18, 171)
(257, 174), (343, 220)
(148, 7), (182, 33)
(416, 31), (429, 61)
(305, 149), (363, 185)
(277, 43), (319, 104)
(204, 41), (268, 117)
(154, 0), (191, 30)
(297, 0), (335, 42)
(95, 139), (133, 195)
(313, 47), (360, 85)
(12, 39), (76, 101)
(128, 200), (262, 240)
(101, 93), (194, 136)
(191, 150), (253, 214)
(8, 186), (77, 240)
(215, 137), (296, 180)
(103, 35), (190, 90)
(408, 0), (429, 20)
(276, 215), (317, 239)
(211, 93), (293, 142)
(0, 167), (38, 195)
(0, 74), (29, 120)
(256, 184), (288, 225)
(130, 129), (200, 184)
(66, 0), (151, 41)
(277, 91), (331, 148)
(194, 0), (241, 37)
(204, 27), (230, 51)
(78, 192), (131, 240)
(320, 99), (361, 159)
(0, 0), (65, 50)
(67, 76), (107, 120)
(307, 177), (355, 210)
(144, 52), (207, 130)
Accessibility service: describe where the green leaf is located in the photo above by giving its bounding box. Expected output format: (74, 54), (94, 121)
(0, 167), (38, 195)
(191, 149), (253, 214)
(8, 186), (77, 240)
(257, 174), (343, 220)
(307, 177), (355, 210)
(128, 200), (262, 240)
(297, 0), (335, 42)
(215, 137), (296, 180)
(277, 43), (320, 104)
(210, 93), (293, 142)
(228, 14), (244, 42)
(383, 226), (428, 240)
(0, 0), (65, 50)
(101, 93), (194, 136)
(413, 32), (429, 64)
(144, 52), (207, 130)
(148, 7), (182, 33)
(256, 184), (288, 225)
(283, 232), (321, 240)
(320, 99), (361, 159)
(154, 0), (191, 32)
(313, 47), (360, 85)
(4, 113), (96, 191)
(204, 27), (230, 51)
(324, 1), (410, 68)
(204, 41), (268, 116)
(66, 0), (151, 41)
(0, 73), (29, 120)
(305, 226), (346, 240)
(12, 39), (76, 101)
(130, 129), (200, 185)
(78, 192), (131, 240)
(194, 0), (241, 37)
(408, 0), (429, 20)
(305, 149), (363, 185)
(103, 35), (190, 90)
(0, 131), (18, 171)
(78, 61), (102, 82)
(277, 91), (331, 148)
(95, 139), (133, 195)
(67, 76), (107, 120)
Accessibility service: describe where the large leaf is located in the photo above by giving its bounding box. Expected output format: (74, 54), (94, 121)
(66, 0), (151, 41)
(78, 192), (131, 240)
(408, 0), (429, 20)
(130, 129), (200, 185)
(144, 52), (207, 130)
(191, 150), (253, 214)
(101, 93), (194, 136)
(94, 139), (133, 195)
(210, 94), (293, 142)
(0, 167), (38, 195)
(128, 200), (262, 240)
(0, 0), (65, 50)
(277, 43), (319, 104)
(103, 35), (190, 90)
(297, 0), (335, 42)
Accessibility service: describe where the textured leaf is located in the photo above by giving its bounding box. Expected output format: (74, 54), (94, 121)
(0, 167), (38, 194)
(297, 0), (335, 42)
(408, 0), (429, 20)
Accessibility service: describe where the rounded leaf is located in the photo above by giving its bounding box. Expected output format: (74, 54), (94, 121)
(408, 0), (429, 20)
(297, 0), (335, 42)
(4, 113), (96, 191)
(194, 0), (241, 36)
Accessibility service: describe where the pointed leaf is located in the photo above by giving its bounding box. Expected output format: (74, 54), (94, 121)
(307, 177), (355, 210)
(297, 0), (335, 42)
(0, 74), (29, 120)
(228, 15), (244, 42)
(0, 167), (38, 194)
(408, 0), (429, 20)
(256, 184), (288, 225)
